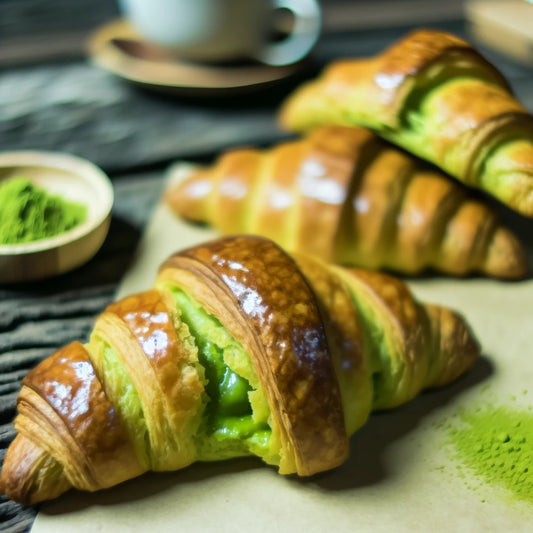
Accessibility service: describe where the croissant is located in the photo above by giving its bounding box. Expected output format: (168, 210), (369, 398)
(166, 125), (527, 279)
(278, 29), (533, 218)
(0, 235), (479, 505)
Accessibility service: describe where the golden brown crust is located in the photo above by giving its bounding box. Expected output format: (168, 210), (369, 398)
(168, 125), (528, 279)
(159, 236), (349, 476)
(424, 304), (480, 388)
(0, 434), (71, 505)
(3, 342), (145, 504)
(279, 29), (515, 132)
(368, 29), (512, 117)
(293, 127), (379, 260)
(376, 30), (471, 78)
(90, 289), (204, 471)
(166, 168), (214, 224)
(248, 141), (306, 246)
(212, 149), (263, 234)
(336, 268), (431, 408)
(292, 252), (373, 435)
(104, 289), (204, 435)
(1, 235), (482, 504)
(278, 29), (533, 217)
(333, 266), (479, 408)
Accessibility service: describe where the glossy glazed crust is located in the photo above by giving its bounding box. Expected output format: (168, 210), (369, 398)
(278, 29), (519, 131)
(1, 342), (144, 504)
(366, 29), (510, 91)
(167, 125), (528, 279)
(334, 268), (479, 408)
(291, 252), (373, 435)
(0, 235), (481, 505)
(278, 29), (533, 217)
(297, 29), (513, 129)
(91, 289), (204, 471)
(158, 236), (349, 476)
(332, 266), (431, 409)
(167, 130), (374, 262)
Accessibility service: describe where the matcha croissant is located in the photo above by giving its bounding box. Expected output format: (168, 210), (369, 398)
(278, 29), (533, 218)
(0, 236), (479, 505)
(167, 125), (527, 279)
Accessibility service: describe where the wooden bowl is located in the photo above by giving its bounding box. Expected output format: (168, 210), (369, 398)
(0, 151), (114, 283)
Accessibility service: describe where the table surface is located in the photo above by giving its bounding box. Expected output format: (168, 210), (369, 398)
(1, 3), (533, 532)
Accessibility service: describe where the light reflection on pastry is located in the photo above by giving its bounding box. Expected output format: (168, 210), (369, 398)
(0, 236), (479, 505)
(167, 125), (527, 279)
(279, 29), (533, 218)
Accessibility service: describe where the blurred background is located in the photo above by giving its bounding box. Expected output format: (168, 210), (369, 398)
(1, 0), (468, 66)
(0, 0), (499, 177)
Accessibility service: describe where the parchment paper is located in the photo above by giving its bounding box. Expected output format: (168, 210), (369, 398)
(32, 164), (533, 532)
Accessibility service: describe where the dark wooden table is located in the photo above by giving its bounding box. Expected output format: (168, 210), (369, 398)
(1, 2), (533, 531)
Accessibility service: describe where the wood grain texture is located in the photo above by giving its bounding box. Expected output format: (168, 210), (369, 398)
(0, 172), (163, 532)
(2, 20), (532, 175)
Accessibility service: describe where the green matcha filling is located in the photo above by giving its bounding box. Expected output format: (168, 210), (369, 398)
(171, 289), (273, 462)
(343, 290), (397, 409)
(380, 68), (468, 161)
(100, 341), (150, 466)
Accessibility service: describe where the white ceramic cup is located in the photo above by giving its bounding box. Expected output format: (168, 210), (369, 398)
(118, 0), (322, 66)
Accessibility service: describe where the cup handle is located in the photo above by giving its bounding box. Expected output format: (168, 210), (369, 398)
(253, 0), (322, 66)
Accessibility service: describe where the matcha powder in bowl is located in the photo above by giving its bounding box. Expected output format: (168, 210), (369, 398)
(0, 177), (87, 244)
(0, 150), (114, 283)
(444, 400), (533, 505)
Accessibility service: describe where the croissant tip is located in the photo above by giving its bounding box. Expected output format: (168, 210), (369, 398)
(165, 170), (212, 223)
(425, 304), (481, 390)
(484, 227), (530, 280)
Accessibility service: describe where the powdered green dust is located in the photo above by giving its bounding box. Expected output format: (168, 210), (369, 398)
(0, 177), (87, 245)
(443, 398), (533, 505)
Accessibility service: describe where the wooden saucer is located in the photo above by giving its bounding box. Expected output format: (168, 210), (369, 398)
(88, 19), (305, 96)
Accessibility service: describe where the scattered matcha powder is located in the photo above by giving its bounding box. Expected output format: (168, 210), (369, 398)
(444, 399), (533, 505)
(0, 177), (87, 245)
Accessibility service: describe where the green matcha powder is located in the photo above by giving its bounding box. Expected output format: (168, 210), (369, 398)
(445, 401), (533, 505)
(0, 177), (87, 245)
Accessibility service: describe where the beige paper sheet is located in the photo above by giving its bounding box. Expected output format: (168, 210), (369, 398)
(33, 164), (533, 532)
